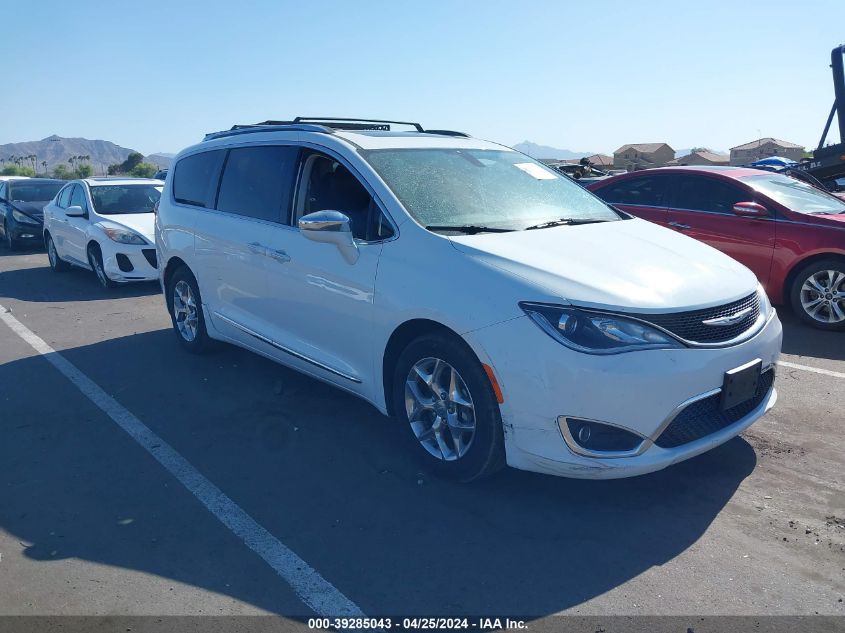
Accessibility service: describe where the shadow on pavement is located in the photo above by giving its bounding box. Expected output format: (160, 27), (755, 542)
(0, 256), (160, 303)
(778, 307), (845, 362)
(0, 328), (757, 617)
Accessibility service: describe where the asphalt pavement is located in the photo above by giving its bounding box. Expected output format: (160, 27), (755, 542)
(0, 248), (843, 622)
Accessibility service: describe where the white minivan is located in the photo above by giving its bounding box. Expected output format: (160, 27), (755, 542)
(156, 118), (782, 481)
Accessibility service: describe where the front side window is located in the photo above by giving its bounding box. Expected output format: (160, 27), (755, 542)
(593, 176), (667, 207)
(741, 174), (845, 215)
(8, 181), (64, 203)
(674, 177), (747, 214)
(296, 153), (392, 240)
(173, 150), (225, 208)
(69, 185), (88, 211)
(216, 146), (298, 223)
(363, 148), (619, 231)
(90, 185), (161, 215)
(57, 185), (73, 208)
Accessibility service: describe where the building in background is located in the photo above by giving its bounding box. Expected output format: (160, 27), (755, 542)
(613, 143), (675, 171)
(586, 153), (613, 169)
(729, 138), (804, 165)
(668, 150), (730, 166)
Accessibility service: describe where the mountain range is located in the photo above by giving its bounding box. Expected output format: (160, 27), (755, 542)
(512, 141), (597, 160)
(0, 136), (172, 174)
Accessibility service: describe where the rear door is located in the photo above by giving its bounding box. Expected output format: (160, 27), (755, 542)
(591, 174), (671, 226)
(191, 145), (301, 347)
(667, 175), (775, 285)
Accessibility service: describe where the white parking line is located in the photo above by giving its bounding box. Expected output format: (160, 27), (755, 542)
(777, 360), (845, 379)
(0, 304), (364, 618)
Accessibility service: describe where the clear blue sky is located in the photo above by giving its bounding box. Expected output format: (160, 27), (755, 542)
(3, 0), (844, 156)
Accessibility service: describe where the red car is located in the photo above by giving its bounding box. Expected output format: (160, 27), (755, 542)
(588, 166), (845, 330)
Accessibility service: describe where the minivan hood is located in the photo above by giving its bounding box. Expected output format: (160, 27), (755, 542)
(449, 218), (758, 311)
(99, 213), (155, 241)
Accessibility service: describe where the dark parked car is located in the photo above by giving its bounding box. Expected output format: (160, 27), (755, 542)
(0, 178), (64, 250)
(588, 166), (845, 330)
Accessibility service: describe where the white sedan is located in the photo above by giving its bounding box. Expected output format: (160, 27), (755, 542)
(42, 178), (162, 287)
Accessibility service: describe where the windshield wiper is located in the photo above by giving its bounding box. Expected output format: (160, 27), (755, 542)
(424, 224), (514, 234)
(524, 218), (610, 231)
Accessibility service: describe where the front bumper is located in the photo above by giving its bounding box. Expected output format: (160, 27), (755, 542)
(9, 220), (43, 243)
(465, 310), (783, 479)
(101, 243), (159, 283)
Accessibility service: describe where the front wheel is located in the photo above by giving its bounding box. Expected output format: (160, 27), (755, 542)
(46, 234), (70, 272)
(3, 221), (18, 251)
(167, 266), (213, 353)
(392, 332), (505, 482)
(87, 244), (116, 289)
(789, 260), (845, 331)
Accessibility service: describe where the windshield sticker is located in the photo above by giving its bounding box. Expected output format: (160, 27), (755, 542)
(514, 162), (559, 180)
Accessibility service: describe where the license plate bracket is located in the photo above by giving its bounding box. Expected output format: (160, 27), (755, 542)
(720, 359), (763, 411)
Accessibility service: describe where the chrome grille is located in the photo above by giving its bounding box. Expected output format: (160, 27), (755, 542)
(628, 292), (760, 344)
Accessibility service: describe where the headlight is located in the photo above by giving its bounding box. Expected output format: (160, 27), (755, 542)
(757, 284), (772, 320)
(101, 226), (147, 245)
(520, 302), (685, 354)
(12, 210), (39, 225)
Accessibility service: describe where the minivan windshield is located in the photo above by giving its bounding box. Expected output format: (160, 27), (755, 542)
(741, 173), (845, 215)
(90, 184), (162, 215)
(364, 149), (621, 231)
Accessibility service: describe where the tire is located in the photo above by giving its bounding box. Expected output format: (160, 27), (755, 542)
(45, 233), (70, 272)
(3, 221), (18, 251)
(392, 332), (505, 482)
(87, 243), (116, 289)
(789, 259), (845, 331)
(166, 266), (213, 353)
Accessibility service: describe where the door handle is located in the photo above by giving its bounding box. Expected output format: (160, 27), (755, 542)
(668, 221), (691, 230)
(247, 241), (266, 254)
(267, 248), (291, 263)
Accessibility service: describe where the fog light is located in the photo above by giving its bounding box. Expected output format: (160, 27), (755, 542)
(577, 424), (591, 444)
(559, 417), (645, 455)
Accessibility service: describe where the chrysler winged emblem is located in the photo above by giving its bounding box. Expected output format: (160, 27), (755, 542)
(702, 307), (753, 327)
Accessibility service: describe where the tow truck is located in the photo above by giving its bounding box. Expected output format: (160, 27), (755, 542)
(798, 44), (845, 188)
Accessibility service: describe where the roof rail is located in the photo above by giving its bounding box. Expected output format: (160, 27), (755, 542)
(203, 122), (331, 142)
(202, 117), (471, 141)
(293, 117), (424, 132)
(422, 129), (470, 138)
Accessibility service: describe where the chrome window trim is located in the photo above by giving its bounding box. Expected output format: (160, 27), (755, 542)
(212, 311), (362, 383)
(668, 205), (775, 219)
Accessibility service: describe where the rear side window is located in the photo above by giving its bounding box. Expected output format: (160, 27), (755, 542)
(675, 177), (747, 214)
(216, 146), (299, 223)
(594, 176), (667, 207)
(173, 150), (225, 208)
(57, 185), (73, 208)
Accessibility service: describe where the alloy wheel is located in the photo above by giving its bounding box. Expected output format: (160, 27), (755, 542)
(172, 280), (199, 342)
(405, 357), (476, 461)
(800, 269), (845, 325)
(47, 238), (57, 268)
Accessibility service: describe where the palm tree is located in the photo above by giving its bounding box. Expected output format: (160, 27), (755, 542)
(41, 161), (47, 174)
